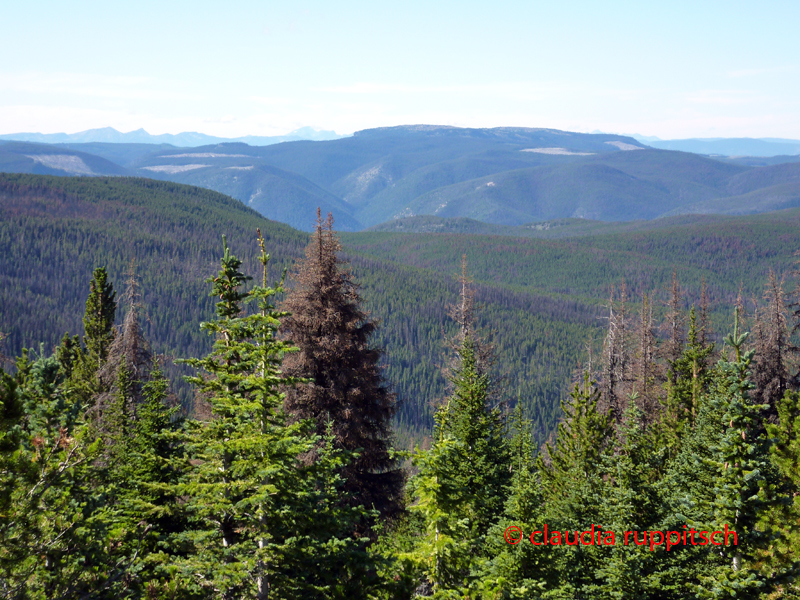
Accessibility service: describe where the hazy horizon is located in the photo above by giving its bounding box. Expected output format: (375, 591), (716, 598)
(2, 1), (798, 140)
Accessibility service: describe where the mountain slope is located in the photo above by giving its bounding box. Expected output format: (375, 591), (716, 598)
(252, 124), (647, 194)
(0, 141), (130, 176)
(391, 149), (746, 225)
(0, 173), (602, 446)
(664, 182), (800, 216)
(4, 127), (800, 231)
(131, 145), (361, 231)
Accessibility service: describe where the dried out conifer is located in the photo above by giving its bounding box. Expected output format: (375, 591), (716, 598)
(92, 265), (153, 445)
(281, 209), (403, 521)
(752, 270), (790, 422)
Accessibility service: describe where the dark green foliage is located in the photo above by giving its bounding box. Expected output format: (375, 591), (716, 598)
(4, 172), (800, 597)
(67, 266), (117, 409)
(536, 377), (613, 596)
(407, 275), (512, 597)
(0, 173), (604, 448)
(0, 349), (120, 598)
(768, 390), (800, 487)
(656, 307), (715, 459)
(592, 406), (669, 599)
(539, 376), (612, 498)
(764, 391), (800, 594)
(83, 267), (116, 362)
(175, 237), (376, 599)
(483, 406), (550, 598)
(694, 318), (790, 597)
(0, 173), (307, 412)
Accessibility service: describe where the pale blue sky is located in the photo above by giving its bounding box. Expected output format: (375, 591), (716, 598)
(2, 0), (798, 139)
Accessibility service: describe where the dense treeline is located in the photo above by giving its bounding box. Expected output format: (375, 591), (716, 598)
(0, 174), (601, 446)
(343, 208), (800, 308)
(0, 174), (307, 409)
(3, 173), (799, 452)
(348, 254), (600, 446)
(3, 215), (800, 597)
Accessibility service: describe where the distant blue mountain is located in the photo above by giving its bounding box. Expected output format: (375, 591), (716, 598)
(644, 137), (800, 157)
(0, 126), (346, 147)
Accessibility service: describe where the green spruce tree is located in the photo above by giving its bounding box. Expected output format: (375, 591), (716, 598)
(408, 261), (511, 597)
(537, 375), (613, 597)
(696, 314), (792, 598)
(177, 234), (374, 599)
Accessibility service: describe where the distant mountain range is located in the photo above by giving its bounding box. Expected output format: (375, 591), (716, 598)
(632, 136), (800, 157)
(2, 124), (800, 231)
(0, 126), (345, 147)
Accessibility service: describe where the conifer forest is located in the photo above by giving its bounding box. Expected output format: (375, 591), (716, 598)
(2, 176), (800, 599)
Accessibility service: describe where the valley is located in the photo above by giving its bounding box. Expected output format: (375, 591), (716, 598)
(2, 172), (797, 449)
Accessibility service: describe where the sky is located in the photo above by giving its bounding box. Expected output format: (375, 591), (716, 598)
(2, 0), (799, 140)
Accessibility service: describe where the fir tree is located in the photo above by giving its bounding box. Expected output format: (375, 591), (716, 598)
(763, 390), (800, 593)
(83, 266), (117, 363)
(177, 234), (374, 599)
(484, 405), (550, 599)
(537, 375), (612, 595)
(0, 348), (117, 598)
(656, 307), (715, 461)
(596, 405), (666, 599)
(408, 265), (511, 597)
(68, 266), (118, 408)
(92, 267), (154, 450)
(538, 375), (612, 498)
(696, 314), (792, 598)
(281, 210), (403, 521)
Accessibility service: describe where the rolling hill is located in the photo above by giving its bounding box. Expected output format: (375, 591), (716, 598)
(135, 156), (363, 231)
(0, 141), (130, 176)
(3, 173), (800, 448)
(0, 174), (604, 446)
(3, 126), (800, 232)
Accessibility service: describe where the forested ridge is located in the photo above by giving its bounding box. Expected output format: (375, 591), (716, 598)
(5, 126), (800, 231)
(0, 174), (605, 446)
(3, 173), (800, 446)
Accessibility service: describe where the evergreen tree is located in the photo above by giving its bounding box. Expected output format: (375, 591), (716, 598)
(538, 375), (612, 499)
(92, 268), (154, 449)
(109, 359), (194, 598)
(68, 266), (118, 408)
(83, 266), (117, 363)
(177, 234), (374, 599)
(0, 348), (119, 598)
(281, 210), (403, 521)
(484, 405), (550, 599)
(656, 307), (715, 461)
(537, 375), (613, 596)
(595, 406), (666, 599)
(408, 266), (511, 597)
(695, 314), (791, 598)
(763, 390), (800, 594)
